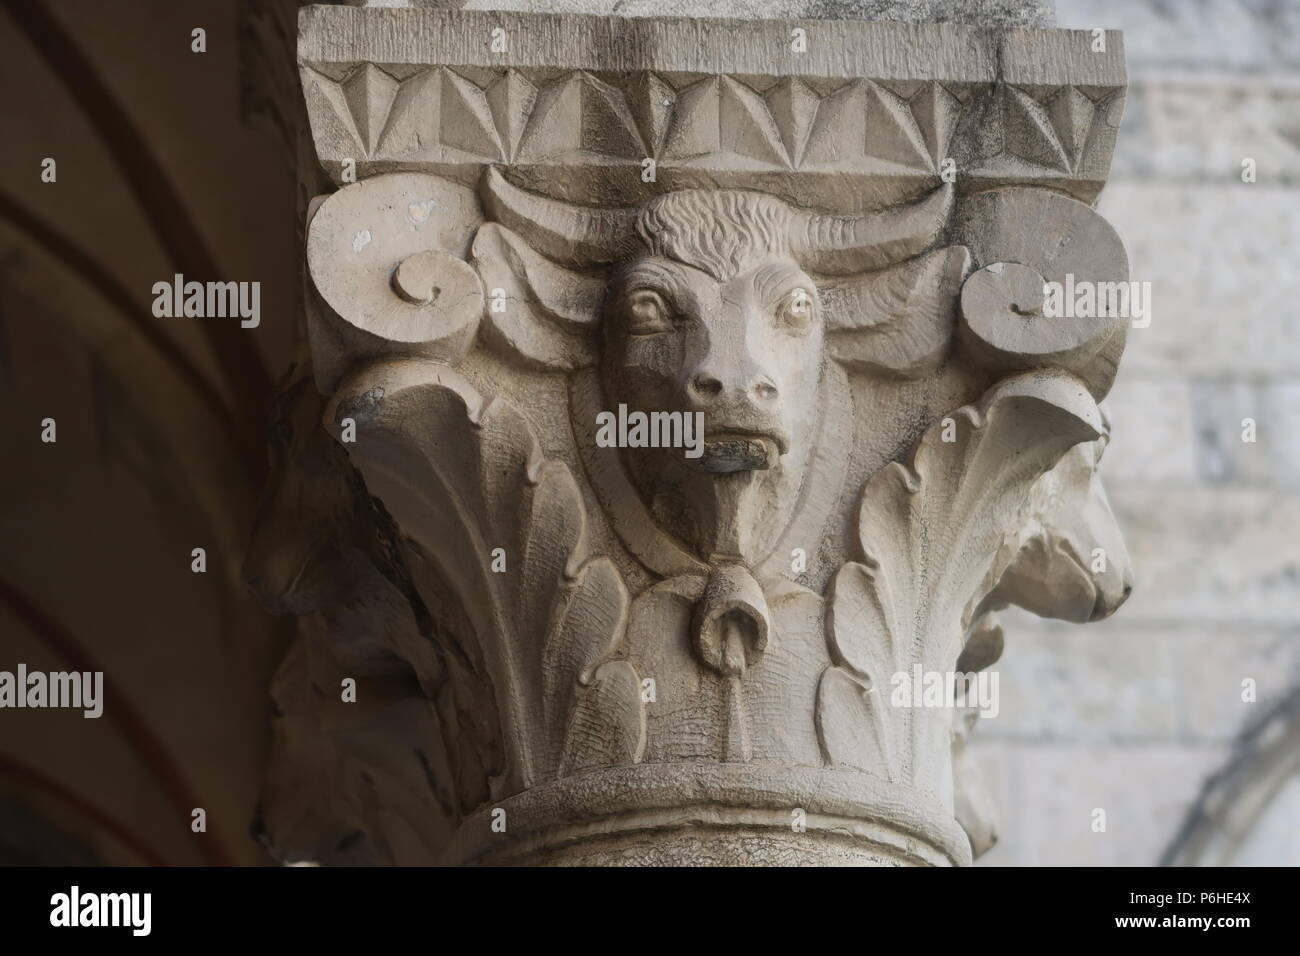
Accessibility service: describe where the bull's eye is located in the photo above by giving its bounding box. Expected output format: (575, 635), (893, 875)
(776, 287), (815, 331)
(625, 289), (673, 335)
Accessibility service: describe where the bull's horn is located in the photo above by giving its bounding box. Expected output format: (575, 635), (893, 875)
(479, 166), (636, 269)
(790, 183), (953, 275)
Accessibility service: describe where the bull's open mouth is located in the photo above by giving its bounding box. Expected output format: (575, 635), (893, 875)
(690, 429), (786, 473)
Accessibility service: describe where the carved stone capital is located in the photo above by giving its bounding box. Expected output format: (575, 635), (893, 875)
(246, 6), (1133, 866)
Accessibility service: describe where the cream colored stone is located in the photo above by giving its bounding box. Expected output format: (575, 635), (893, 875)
(247, 6), (1135, 866)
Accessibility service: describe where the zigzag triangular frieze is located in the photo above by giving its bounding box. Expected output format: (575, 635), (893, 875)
(301, 67), (364, 160)
(661, 77), (720, 161)
(516, 71), (645, 164)
(486, 69), (538, 163)
(862, 81), (933, 171)
(719, 76), (789, 168)
(440, 69), (504, 161)
(1046, 85), (1096, 170)
(622, 72), (676, 158)
(765, 77), (819, 168)
(1001, 84), (1071, 172)
(659, 76), (789, 168)
(343, 63), (400, 155)
(303, 64), (1122, 203)
(377, 68), (441, 156)
(909, 82), (963, 172)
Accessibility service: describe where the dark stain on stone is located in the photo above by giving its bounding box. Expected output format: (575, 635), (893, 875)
(336, 386), (385, 426)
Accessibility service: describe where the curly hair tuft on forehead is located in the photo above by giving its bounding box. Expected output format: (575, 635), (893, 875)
(634, 190), (793, 281)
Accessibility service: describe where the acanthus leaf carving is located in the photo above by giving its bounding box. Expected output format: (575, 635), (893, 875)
(820, 369), (1104, 798)
(542, 555), (633, 759)
(816, 667), (896, 780)
(560, 660), (647, 776)
(323, 359), (643, 796)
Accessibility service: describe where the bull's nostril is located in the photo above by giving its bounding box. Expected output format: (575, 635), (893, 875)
(692, 374), (723, 399)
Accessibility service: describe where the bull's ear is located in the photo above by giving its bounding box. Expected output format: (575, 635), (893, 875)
(471, 222), (606, 371)
(819, 245), (970, 377)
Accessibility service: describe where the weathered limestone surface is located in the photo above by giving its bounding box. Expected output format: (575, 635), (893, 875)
(357, 0), (1055, 28)
(245, 5), (1133, 865)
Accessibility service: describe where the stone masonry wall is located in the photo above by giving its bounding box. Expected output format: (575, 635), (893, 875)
(972, 0), (1300, 866)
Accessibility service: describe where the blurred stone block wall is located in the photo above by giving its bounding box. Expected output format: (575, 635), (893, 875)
(972, 0), (1300, 866)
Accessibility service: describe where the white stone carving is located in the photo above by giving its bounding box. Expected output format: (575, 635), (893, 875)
(247, 7), (1135, 866)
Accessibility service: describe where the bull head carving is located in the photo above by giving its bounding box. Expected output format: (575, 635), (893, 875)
(473, 168), (967, 563)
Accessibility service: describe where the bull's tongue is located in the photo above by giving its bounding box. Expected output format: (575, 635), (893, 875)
(694, 436), (774, 473)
